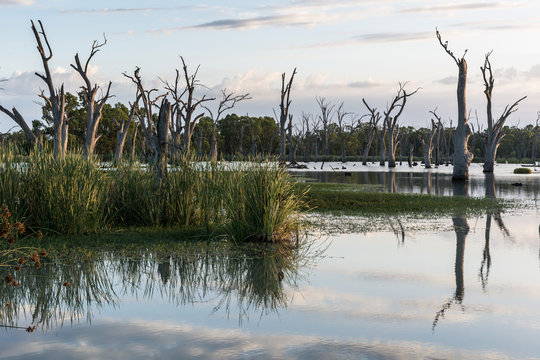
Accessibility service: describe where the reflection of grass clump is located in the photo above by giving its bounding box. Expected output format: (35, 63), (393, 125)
(298, 182), (508, 216)
(514, 167), (532, 174)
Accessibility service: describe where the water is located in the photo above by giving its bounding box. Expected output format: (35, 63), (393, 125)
(2, 165), (540, 359)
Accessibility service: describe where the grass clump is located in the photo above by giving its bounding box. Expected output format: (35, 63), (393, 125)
(299, 182), (508, 216)
(24, 153), (108, 235)
(514, 167), (532, 174)
(222, 163), (306, 243)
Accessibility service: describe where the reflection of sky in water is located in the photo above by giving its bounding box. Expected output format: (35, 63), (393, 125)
(3, 210), (540, 359)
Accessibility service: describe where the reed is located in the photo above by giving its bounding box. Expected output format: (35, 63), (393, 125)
(221, 163), (305, 243)
(23, 152), (108, 235)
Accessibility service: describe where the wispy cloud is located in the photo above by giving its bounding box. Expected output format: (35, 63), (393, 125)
(0, 0), (33, 5)
(349, 79), (383, 88)
(399, 2), (503, 14)
(61, 5), (212, 15)
(435, 76), (457, 85)
(353, 31), (432, 43)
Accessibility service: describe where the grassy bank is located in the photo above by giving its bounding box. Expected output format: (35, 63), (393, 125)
(297, 182), (511, 216)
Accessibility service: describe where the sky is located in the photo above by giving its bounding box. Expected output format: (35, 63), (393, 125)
(1, 0), (540, 133)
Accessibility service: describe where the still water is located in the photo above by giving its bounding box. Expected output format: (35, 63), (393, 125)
(2, 164), (540, 359)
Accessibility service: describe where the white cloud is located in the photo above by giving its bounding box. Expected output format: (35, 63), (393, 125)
(0, 0), (34, 5)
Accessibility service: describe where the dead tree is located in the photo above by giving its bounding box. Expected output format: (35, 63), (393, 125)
(123, 67), (165, 164)
(287, 114), (295, 163)
(161, 69), (185, 161)
(156, 98), (171, 182)
(202, 89), (250, 162)
(0, 105), (40, 146)
(113, 93), (141, 163)
(362, 99), (381, 165)
(480, 51), (526, 173)
(336, 102), (354, 163)
(378, 117), (387, 166)
(385, 83), (419, 168)
(301, 112), (312, 162)
(31, 20), (67, 159)
(178, 57), (214, 156)
(71, 35), (113, 159)
(436, 28), (473, 180)
(279, 68), (296, 162)
(422, 109), (441, 168)
(316, 96), (335, 157)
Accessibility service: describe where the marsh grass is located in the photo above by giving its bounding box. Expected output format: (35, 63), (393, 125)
(222, 163), (306, 243)
(299, 182), (509, 216)
(24, 152), (108, 235)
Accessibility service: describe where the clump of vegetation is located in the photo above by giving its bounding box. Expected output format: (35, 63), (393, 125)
(24, 152), (108, 235)
(222, 163), (306, 243)
(298, 182), (509, 216)
(514, 167), (532, 174)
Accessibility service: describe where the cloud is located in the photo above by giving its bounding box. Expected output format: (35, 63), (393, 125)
(353, 31), (432, 43)
(525, 64), (540, 79)
(349, 79), (383, 88)
(0, 0), (33, 4)
(60, 5), (212, 15)
(399, 2), (503, 14)
(435, 76), (458, 85)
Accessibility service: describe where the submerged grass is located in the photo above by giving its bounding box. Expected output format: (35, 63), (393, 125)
(298, 182), (511, 216)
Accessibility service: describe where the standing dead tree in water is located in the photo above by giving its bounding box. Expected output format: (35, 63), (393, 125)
(279, 68), (296, 162)
(385, 83), (419, 168)
(113, 93), (141, 163)
(178, 57), (214, 156)
(361, 99), (381, 165)
(480, 51), (526, 173)
(422, 109), (441, 169)
(316, 96), (335, 157)
(336, 102), (357, 163)
(71, 35), (113, 159)
(123, 67), (165, 165)
(436, 28), (473, 180)
(31, 20), (67, 159)
(202, 89), (251, 162)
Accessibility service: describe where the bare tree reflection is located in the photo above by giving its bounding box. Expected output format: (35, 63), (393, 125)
(433, 180), (469, 331)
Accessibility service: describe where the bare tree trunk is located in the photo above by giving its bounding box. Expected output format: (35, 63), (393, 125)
(386, 83), (418, 168)
(316, 96), (334, 157)
(436, 29), (473, 180)
(362, 99), (380, 166)
(378, 121), (387, 166)
(0, 106), (40, 146)
(481, 52), (526, 173)
(156, 98), (171, 182)
(31, 20), (66, 159)
(71, 36), (112, 159)
(288, 114), (295, 163)
(279, 69), (296, 162)
(423, 114), (440, 169)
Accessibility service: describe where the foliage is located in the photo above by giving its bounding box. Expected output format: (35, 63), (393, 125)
(513, 167), (532, 174)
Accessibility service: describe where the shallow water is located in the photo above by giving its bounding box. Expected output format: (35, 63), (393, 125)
(2, 166), (540, 359)
(292, 162), (540, 200)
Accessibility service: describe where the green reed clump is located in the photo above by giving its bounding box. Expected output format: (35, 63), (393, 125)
(0, 151), (26, 222)
(221, 163), (305, 243)
(107, 163), (162, 226)
(23, 153), (108, 235)
(514, 167), (532, 174)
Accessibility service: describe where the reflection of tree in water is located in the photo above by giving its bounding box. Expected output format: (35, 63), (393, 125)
(0, 238), (322, 331)
(433, 180), (469, 331)
(480, 174), (510, 291)
(433, 176), (511, 330)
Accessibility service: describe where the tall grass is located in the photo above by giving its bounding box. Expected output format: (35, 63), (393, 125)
(0, 150), (26, 222)
(221, 163), (305, 243)
(0, 149), (305, 242)
(24, 152), (108, 235)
